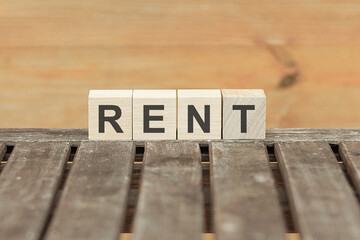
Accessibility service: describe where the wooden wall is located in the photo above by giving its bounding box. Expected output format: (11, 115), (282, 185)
(1, 0), (360, 128)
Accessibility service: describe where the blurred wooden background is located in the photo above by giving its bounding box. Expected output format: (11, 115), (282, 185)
(1, 0), (360, 128)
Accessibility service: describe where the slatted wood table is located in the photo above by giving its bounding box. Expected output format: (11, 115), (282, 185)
(0, 128), (360, 240)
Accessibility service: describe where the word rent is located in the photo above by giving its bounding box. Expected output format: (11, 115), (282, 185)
(89, 89), (266, 140)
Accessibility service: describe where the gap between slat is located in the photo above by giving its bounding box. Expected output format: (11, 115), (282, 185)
(38, 144), (78, 240)
(123, 143), (213, 234)
(330, 143), (360, 202)
(200, 144), (212, 233)
(0, 145), (14, 174)
(266, 145), (296, 233)
(122, 145), (144, 233)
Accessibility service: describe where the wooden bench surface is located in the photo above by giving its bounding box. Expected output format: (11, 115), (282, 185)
(0, 128), (360, 240)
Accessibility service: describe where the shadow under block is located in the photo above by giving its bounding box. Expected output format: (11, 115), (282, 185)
(88, 90), (133, 140)
(177, 89), (221, 140)
(222, 89), (266, 139)
(133, 90), (177, 140)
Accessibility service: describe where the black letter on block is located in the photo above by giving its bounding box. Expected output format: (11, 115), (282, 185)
(233, 105), (255, 133)
(144, 105), (165, 133)
(99, 105), (123, 133)
(188, 105), (210, 133)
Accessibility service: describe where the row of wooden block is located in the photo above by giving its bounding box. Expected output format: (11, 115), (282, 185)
(88, 89), (266, 140)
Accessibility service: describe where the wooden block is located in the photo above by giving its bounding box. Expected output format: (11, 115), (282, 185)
(133, 90), (176, 140)
(222, 89), (266, 139)
(178, 89), (221, 140)
(88, 90), (133, 140)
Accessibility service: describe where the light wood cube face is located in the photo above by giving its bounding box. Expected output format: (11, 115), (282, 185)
(177, 89), (221, 140)
(133, 90), (177, 140)
(222, 89), (266, 139)
(88, 90), (133, 140)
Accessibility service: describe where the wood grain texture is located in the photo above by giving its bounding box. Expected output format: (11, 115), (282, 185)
(1, 0), (360, 47)
(2, 128), (360, 144)
(1, 45), (360, 129)
(210, 142), (286, 240)
(275, 142), (360, 240)
(133, 90), (177, 140)
(0, 46), (272, 129)
(1, 0), (360, 129)
(45, 141), (134, 240)
(89, 90), (133, 140)
(0, 142), (70, 240)
(339, 142), (360, 194)
(222, 89), (266, 139)
(177, 90), (221, 140)
(132, 141), (203, 240)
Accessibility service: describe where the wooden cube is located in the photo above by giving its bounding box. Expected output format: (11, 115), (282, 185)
(178, 89), (221, 140)
(222, 89), (266, 139)
(133, 90), (177, 140)
(88, 90), (133, 140)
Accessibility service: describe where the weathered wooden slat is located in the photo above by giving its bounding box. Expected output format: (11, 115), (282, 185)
(0, 143), (5, 160)
(275, 142), (360, 240)
(339, 142), (360, 194)
(132, 141), (203, 240)
(1, 128), (360, 144)
(45, 141), (134, 240)
(0, 128), (87, 144)
(210, 142), (286, 240)
(0, 142), (70, 240)
(265, 128), (360, 144)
